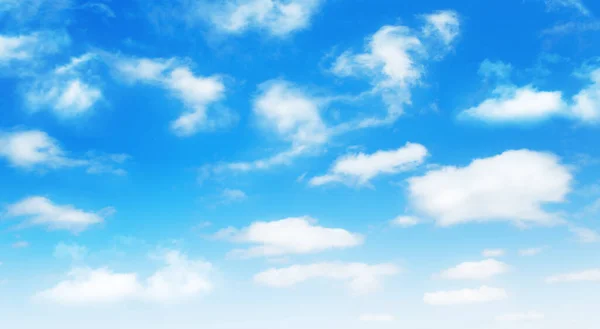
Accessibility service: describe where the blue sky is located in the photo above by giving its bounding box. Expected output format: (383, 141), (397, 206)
(1, 0), (600, 328)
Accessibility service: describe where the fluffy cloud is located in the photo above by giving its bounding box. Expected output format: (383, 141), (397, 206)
(204, 0), (323, 36)
(215, 216), (363, 258)
(407, 149), (572, 226)
(570, 68), (600, 123)
(0, 130), (128, 174)
(546, 269), (600, 283)
(0, 31), (68, 64)
(391, 215), (420, 227)
(482, 249), (505, 257)
(460, 62), (600, 124)
(5, 196), (112, 233)
(359, 314), (395, 322)
(331, 11), (459, 121)
(438, 259), (509, 280)
(461, 85), (566, 122)
(310, 143), (428, 186)
(496, 312), (544, 322)
(423, 286), (507, 305)
(254, 80), (328, 148)
(422, 10), (460, 45)
(35, 250), (213, 304)
(24, 53), (103, 117)
(113, 56), (233, 136)
(254, 262), (399, 294)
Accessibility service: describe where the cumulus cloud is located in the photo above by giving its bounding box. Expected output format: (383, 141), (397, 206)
(437, 259), (509, 280)
(331, 10), (460, 122)
(391, 215), (420, 227)
(461, 85), (566, 122)
(214, 216), (363, 258)
(254, 262), (399, 294)
(35, 250), (213, 304)
(112, 56), (234, 136)
(204, 0), (323, 36)
(407, 149), (572, 227)
(570, 68), (600, 123)
(460, 62), (600, 124)
(310, 143), (428, 186)
(423, 286), (507, 305)
(0, 129), (128, 174)
(220, 189), (247, 203)
(546, 269), (600, 283)
(482, 249), (505, 258)
(4, 196), (112, 233)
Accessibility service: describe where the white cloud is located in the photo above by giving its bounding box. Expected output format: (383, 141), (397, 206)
(0, 130), (128, 174)
(205, 0), (323, 36)
(359, 314), (396, 322)
(407, 149), (572, 227)
(438, 259), (509, 280)
(0, 130), (80, 169)
(461, 85), (566, 122)
(545, 0), (590, 16)
(254, 262), (399, 294)
(215, 216), (363, 258)
(569, 226), (599, 243)
(25, 53), (102, 117)
(310, 143), (428, 186)
(423, 286), (508, 305)
(570, 68), (600, 123)
(113, 56), (233, 136)
(35, 268), (142, 304)
(482, 249), (505, 257)
(461, 63), (600, 124)
(496, 311), (544, 322)
(331, 25), (424, 118)
(546, 269), (600, 283)
(5, 196), (111, 233)
(422, 10), (460, 45)
(254, 80), (328, 148)
(519, 247), (544, 256)
(391, 215), (420, 227)
(35, 250), (213, 304)
(0, 31), (68, 64)
(331, 11), (460, 121)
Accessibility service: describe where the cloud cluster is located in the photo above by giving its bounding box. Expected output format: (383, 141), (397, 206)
(423, 286), (507, 305)
(35, 250), (213, 304)
(310, 143), (428, 187)
(113, 56), (234, 136)
(4, 196), (113, 233)
(0, 129), (128, 174)
(331, 10), (460, 122)
(408, 149), (572, 226)
(215, 216), (363, 258)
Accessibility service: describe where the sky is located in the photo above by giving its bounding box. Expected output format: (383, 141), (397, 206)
(1, 0), (600, 328)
